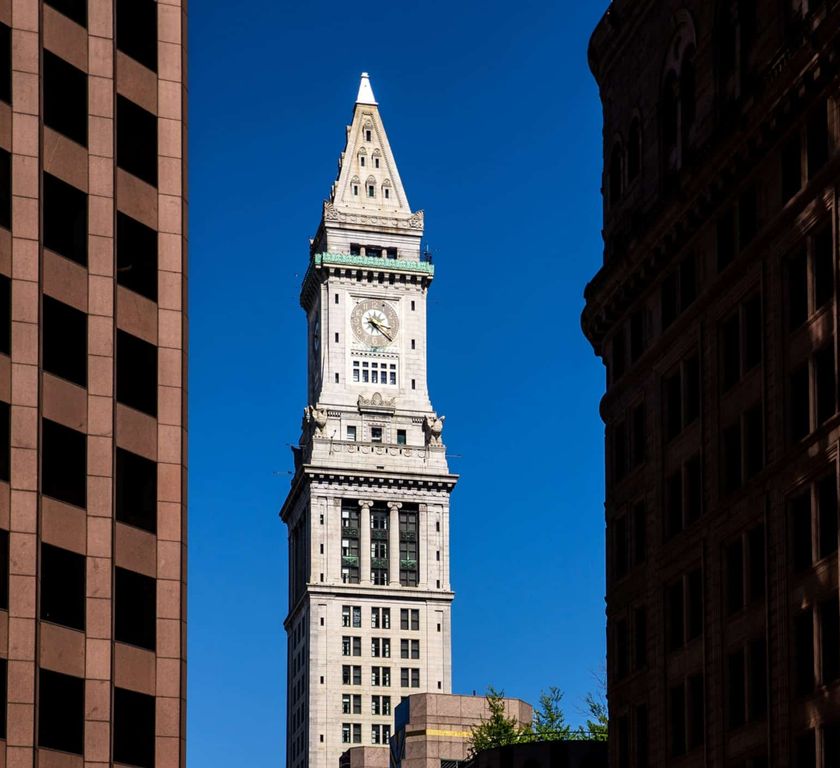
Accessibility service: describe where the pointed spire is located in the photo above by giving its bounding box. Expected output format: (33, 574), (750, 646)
(356, 72), (377, 105)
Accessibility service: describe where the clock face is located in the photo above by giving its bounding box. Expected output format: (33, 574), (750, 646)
(351, 299), (399, 348)
(312, 315), (321, 354)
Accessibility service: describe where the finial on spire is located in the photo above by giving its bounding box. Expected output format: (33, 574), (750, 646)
(356, 72), (378, 105)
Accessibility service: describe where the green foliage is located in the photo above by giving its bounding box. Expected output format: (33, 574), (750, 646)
(468, 687), (527, 757)
(574, 692), (608, 741)
(532, 687), (571, 741)
(468, 682), (609, 757)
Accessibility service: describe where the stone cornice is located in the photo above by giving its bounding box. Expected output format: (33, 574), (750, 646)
(299, 251), (435, 309)
(279, 465), (458, 522)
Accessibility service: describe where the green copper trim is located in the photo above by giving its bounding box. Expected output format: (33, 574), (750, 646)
(313, 252), (435, 276)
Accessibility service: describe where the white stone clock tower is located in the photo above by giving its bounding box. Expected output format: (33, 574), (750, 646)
(281, 74), (457, 768)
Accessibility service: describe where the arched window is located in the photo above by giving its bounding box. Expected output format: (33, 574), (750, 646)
(372, 149), (382, 169)
(718, 1), (756, 109)
(366, 176), (376, 198)
(628, 117), (642, 182)
(381, 179), (392, 201)
(661, 12), (697, 177)
(680, 46), (696, 146)
(609, 142), (624, 206)
(358, 148), (367, 168)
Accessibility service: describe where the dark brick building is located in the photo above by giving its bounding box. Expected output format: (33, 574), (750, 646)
(583, 2), (840, 767)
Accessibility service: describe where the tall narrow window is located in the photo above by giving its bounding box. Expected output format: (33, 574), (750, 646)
(40, 543), (85, 631)
(43, 296), (87, 387)
(116, 0), (158, 71)
(0, 148), (9, 231)
(39, 669), (84, 753)
(117, 96), (158, 187)
(43, 51), (87, 147)
(116, 447), (157, 533)
(43, 173), (87, 266)
(114, 688), (155, 768)
(116, 330), (158, 417)
(117, 212), (158, 301)
(42, 418), (86, 508)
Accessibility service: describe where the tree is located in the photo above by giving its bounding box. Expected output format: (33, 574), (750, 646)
(532, 687), (571, 741)
(468, 687), (525, 757)
(575, 691), (608, 741)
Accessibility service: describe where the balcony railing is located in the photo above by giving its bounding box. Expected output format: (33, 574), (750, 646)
(341, 556), (359, 567)
(371, 529), (388, 541)
(371, 558), (389, 570)
(400, 559), (418, 571)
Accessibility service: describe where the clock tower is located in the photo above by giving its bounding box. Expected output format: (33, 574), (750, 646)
(281, 74), (457, 768)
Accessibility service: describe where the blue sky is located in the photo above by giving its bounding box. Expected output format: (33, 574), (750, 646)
(188, 0), (611, 763)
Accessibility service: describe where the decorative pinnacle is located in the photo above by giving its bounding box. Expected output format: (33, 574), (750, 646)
(356, 72), (378, 105)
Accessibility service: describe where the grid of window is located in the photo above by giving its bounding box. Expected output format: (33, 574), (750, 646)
(341, 636), (361, 657)
(353, 360), (397, 385)
(371, 695), (391, 716)
(371, 666), (391, 687)
(401, 609), (420, 631)
(371, 638), (391, 658)
(372, 724), (391, 744)
(400, 639), (420, 659)
(400, 667), (420, 688)
(342, 694), (361, 715)
(371, 607), (391, 629)
(342, 723), (362, 744)
(341, 665), (362, 685)
(399, 510), (419, 586)
(342, 605), (362, 628)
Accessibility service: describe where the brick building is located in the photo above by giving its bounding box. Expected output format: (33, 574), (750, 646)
(0, 0), (187, 766)
(583, 2), (840, 767)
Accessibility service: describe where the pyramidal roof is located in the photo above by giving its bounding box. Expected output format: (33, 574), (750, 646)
(326, 73), (414, 221)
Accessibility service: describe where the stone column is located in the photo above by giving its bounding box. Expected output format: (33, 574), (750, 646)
(388, 502), (402, 585)
(359, 500), (373, 584)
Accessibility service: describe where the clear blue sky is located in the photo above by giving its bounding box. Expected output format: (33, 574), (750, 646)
(188, 1), (611, 764)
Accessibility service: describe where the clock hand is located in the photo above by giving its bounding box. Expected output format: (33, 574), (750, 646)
(368, 317), (393, 341)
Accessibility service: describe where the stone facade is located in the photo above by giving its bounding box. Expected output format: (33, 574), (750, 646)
(282, 75), (456, 768)
(0, 0), (188, 766)
(583, 2), (840, 767)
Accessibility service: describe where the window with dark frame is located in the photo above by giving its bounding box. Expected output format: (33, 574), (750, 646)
(117, 95), (158, 187)
(43, 173), (87, 266)
(38, 668), (84, 754)
(43, 50), (87, 147)
(43, 295), (87, 387)
(114, 567), (156, 651)
(666, 453), (702, 538)
(664, 354), (699, 442)
(116, 447), (157, 533)
(117, 212), (158, 301)
(116, 330), (158, 417)
(114, 687), (155, 768)
(42, 418), (86, 508)
(116, 0), (158, 72)
(0, 401), (9, 484)
(720, 292), (762, 392)
(40, 543), (85, 631)
(0, 148), (9, 231)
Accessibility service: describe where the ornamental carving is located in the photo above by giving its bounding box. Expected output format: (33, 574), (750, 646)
(358, 392), (396, 410)
(303, 405), (328, 437)
(423, 414), (445, 446)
